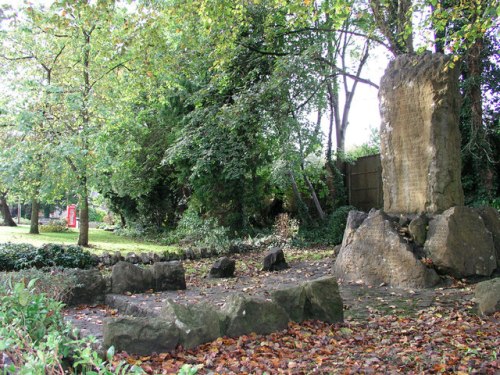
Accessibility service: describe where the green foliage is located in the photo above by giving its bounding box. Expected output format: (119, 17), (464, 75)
(0, 268), (77, 302)
(163, 206), (230, 254)
(344, 127), (380, 161)
(177, 364), (202, 375)
(88, 206), (106, 222)
(295, 205), (355, 246)
(0, 279), (144, 374)
(0, 242), (97, 271)
(39, 219), (69, 233)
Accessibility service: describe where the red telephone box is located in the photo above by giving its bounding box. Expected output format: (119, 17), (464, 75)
(67, 204), (77, 228)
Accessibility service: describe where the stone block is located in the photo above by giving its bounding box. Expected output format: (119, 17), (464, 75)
(424, 206), (496, 278)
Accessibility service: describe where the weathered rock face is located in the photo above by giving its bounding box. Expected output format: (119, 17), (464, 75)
(65, 269), (106, 306)
(271, 277), (343, 323)
(424, 206), (496, 278)
(475, 207), (500, 268)
(222, 294), (290, 337)
(111, 261), (186, 294)
(474, 278), (500, 315)
(262, 247), (289, 271)
(152, 261), (186, 291)
(302, 277), (344, 323)
(111, 261), (153, 294)
(333, 210), (440, 288)
(341, 211), (368, 249)
(408, 214), (428, 246)
(209, 257), (236, 278)
(103, 317), (179, 355)
(161, 300), (222, 349)
(379, 53), (463, 214)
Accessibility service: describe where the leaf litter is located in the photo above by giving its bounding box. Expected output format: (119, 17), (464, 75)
(110, 251), (499, 374)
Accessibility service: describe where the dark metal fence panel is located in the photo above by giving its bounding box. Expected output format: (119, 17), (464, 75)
(346, 154), (383, 211)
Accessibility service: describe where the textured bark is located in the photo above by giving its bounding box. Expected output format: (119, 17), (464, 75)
(29, 198), (39, 234)
(78, 191), (89, 247)
(0, 193), (17, 227)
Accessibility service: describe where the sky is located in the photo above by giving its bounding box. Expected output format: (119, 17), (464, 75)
(1, 0), (390, 150)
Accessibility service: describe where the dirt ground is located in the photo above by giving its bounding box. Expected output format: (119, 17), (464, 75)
(64, 248), (477, 348)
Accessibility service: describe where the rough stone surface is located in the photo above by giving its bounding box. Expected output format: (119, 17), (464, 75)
(424, 206), (496, 278)
(475, 207), (500, 269)
(222, 294), (289, 337)
(262, 247), (289, 271)
(152, 261), (186, 291)
(111, 261), (154, 294)
(341, 210), (368, 249)
(333, 210), (440, 288)
(474, 278), (500, 315)
(271, 277), (343, 323)
(105, 294), (159, 317)
(303, 277), (344, 323)
(103, 317), (178, 355)
(209, 257), (236, 278)
(161, 300), (222, 349)
(65, 269), (106, 306)
(271, 285), (307, 322)
(125, 252), (140, 264)
(379, 53), (463, 214)
(408, 214), (429, 246)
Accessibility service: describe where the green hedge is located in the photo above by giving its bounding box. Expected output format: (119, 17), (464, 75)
(0, 243), (98, 271)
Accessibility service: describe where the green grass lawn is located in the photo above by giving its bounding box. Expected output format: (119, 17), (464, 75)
(0, 225), (178, 254)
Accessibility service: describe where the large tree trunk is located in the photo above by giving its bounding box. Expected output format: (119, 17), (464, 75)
(0, 192), (17, 227)
(78, 186), (90, 247)
(29, 198), (39, 234)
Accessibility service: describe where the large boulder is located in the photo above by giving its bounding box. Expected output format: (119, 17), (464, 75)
(65, 269), (106, 306)
(152, 261), (186, 291)
(475, 207), (500, 269)
(271, 276), (343, 323)
(474, 278), (500, 316)
(262, 247), (289, 271)
(209, 257), (236, 278)
(222, 294), (289, 337)
(103, 317), (179, 355)
(424, 207), (496, 278)
(334, 210), (440, 288)
(341, 210), (368, 248)
(161, 300), (223, 349)
(111, 261), (153, 294)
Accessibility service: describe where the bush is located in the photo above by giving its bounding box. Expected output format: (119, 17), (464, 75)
(0, 268), (77, 302)
(295, 205), (355, 246)
(163, 207), (230, 254)
(0, 278), (144, 374)
(0, 242), (98, 271)
(39, 219), (69, 233)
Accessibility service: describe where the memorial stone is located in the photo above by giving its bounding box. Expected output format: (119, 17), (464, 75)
(379, 53), (463, 214)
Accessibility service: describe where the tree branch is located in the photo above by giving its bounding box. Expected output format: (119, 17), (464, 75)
(89, 60), (132, 89)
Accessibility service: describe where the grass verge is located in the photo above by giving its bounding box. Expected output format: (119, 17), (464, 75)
(0, 225), (178, 254)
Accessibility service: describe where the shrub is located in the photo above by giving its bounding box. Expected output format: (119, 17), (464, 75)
(0, 268), (77, 302)
(39, 219), (69, 233)
(163, 207), (230, 254)
(0, 278), (144, 374)
(0, 242), (98, 271)
(295, 205), (355, 246)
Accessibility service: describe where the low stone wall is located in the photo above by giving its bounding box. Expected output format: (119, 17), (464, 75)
(103, 276), (344, 355)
